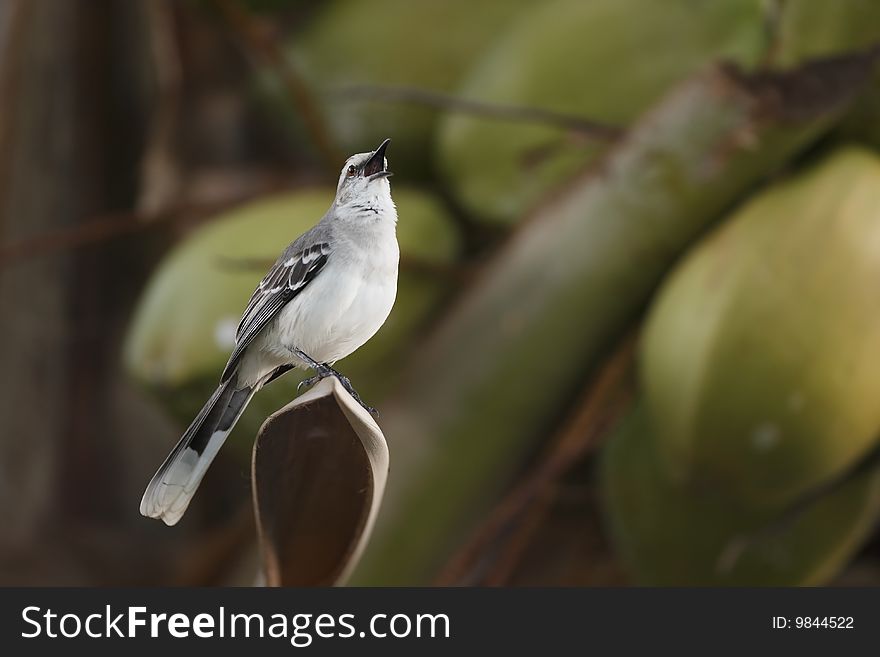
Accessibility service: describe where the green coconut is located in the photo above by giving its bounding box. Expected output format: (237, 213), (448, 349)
(124, 187), (459, 454)
(351, 58), (868, 585)
(600, 404), (880, 586)
(774, 0), (880, 165)
(641, 147), (880, 509)
(776, 0), (880, 67)
(285, 0), (537, 177)
(436, 0), (768, 225)
(777, 0), (880, 149)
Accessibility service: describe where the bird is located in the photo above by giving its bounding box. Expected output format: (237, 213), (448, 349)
(140, 138), (399, 526)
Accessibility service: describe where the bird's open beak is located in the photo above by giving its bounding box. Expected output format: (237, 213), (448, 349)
(364, 138), (391, 179)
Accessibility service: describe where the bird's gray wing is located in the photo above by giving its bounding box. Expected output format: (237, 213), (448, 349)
(220, 241), (331, 383)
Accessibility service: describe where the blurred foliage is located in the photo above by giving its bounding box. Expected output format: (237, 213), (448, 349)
(437, 0), (767, 225)
(437, 0), (880, 226)
(5, 0), (880, 586)
(601, 148), (880, 584)
(284, 0), (538, 177)
(128, 0), (880, 586)
(352, 57), (869, 584)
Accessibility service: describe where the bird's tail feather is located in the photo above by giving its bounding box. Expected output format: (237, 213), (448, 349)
(140, 377), (256, 526)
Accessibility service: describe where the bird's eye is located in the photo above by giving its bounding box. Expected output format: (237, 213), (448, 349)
(347, 165), (357, 177)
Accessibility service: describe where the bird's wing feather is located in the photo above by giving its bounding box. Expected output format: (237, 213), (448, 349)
(220, 241), (331, 382)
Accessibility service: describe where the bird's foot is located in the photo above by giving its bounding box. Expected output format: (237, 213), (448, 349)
(296, 365), (333, 392)
(297, 363), (378, 416)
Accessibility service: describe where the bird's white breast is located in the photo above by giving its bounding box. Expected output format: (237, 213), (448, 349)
(265, 231), (399, 367)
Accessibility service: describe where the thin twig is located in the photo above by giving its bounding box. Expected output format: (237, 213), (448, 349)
(435, 332), (637, 585)
(0, 182), (292, 268)
(332, 84), (625, 142)
(211, 0), (340, 169)
(482, 485), (559, 586)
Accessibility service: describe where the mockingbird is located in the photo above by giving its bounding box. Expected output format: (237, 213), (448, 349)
(140, 139), (399, 526)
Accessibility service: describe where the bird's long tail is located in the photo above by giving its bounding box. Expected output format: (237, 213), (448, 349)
(140, 377), (256, 526)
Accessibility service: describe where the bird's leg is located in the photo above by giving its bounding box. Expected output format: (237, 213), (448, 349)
(295, 366), (332, 392)
(324, 364), (352, 390)
(290, 349), (330, 386)
(294, 348), (377, 415)
(294, 348), (332, 390)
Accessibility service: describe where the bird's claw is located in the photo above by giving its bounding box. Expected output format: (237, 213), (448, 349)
(297, 365), (378, 416)
(297, 375), (321, 393)
(351, 394), (379, 417)
(297, 363), (332, 392)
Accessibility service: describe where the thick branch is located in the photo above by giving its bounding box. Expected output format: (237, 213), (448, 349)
(0, 178), (293, 269)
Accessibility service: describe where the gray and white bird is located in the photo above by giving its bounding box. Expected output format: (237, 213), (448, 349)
(140, 139), (399, 526)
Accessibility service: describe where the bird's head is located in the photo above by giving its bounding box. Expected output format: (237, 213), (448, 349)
(333, 138), (394, 214)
